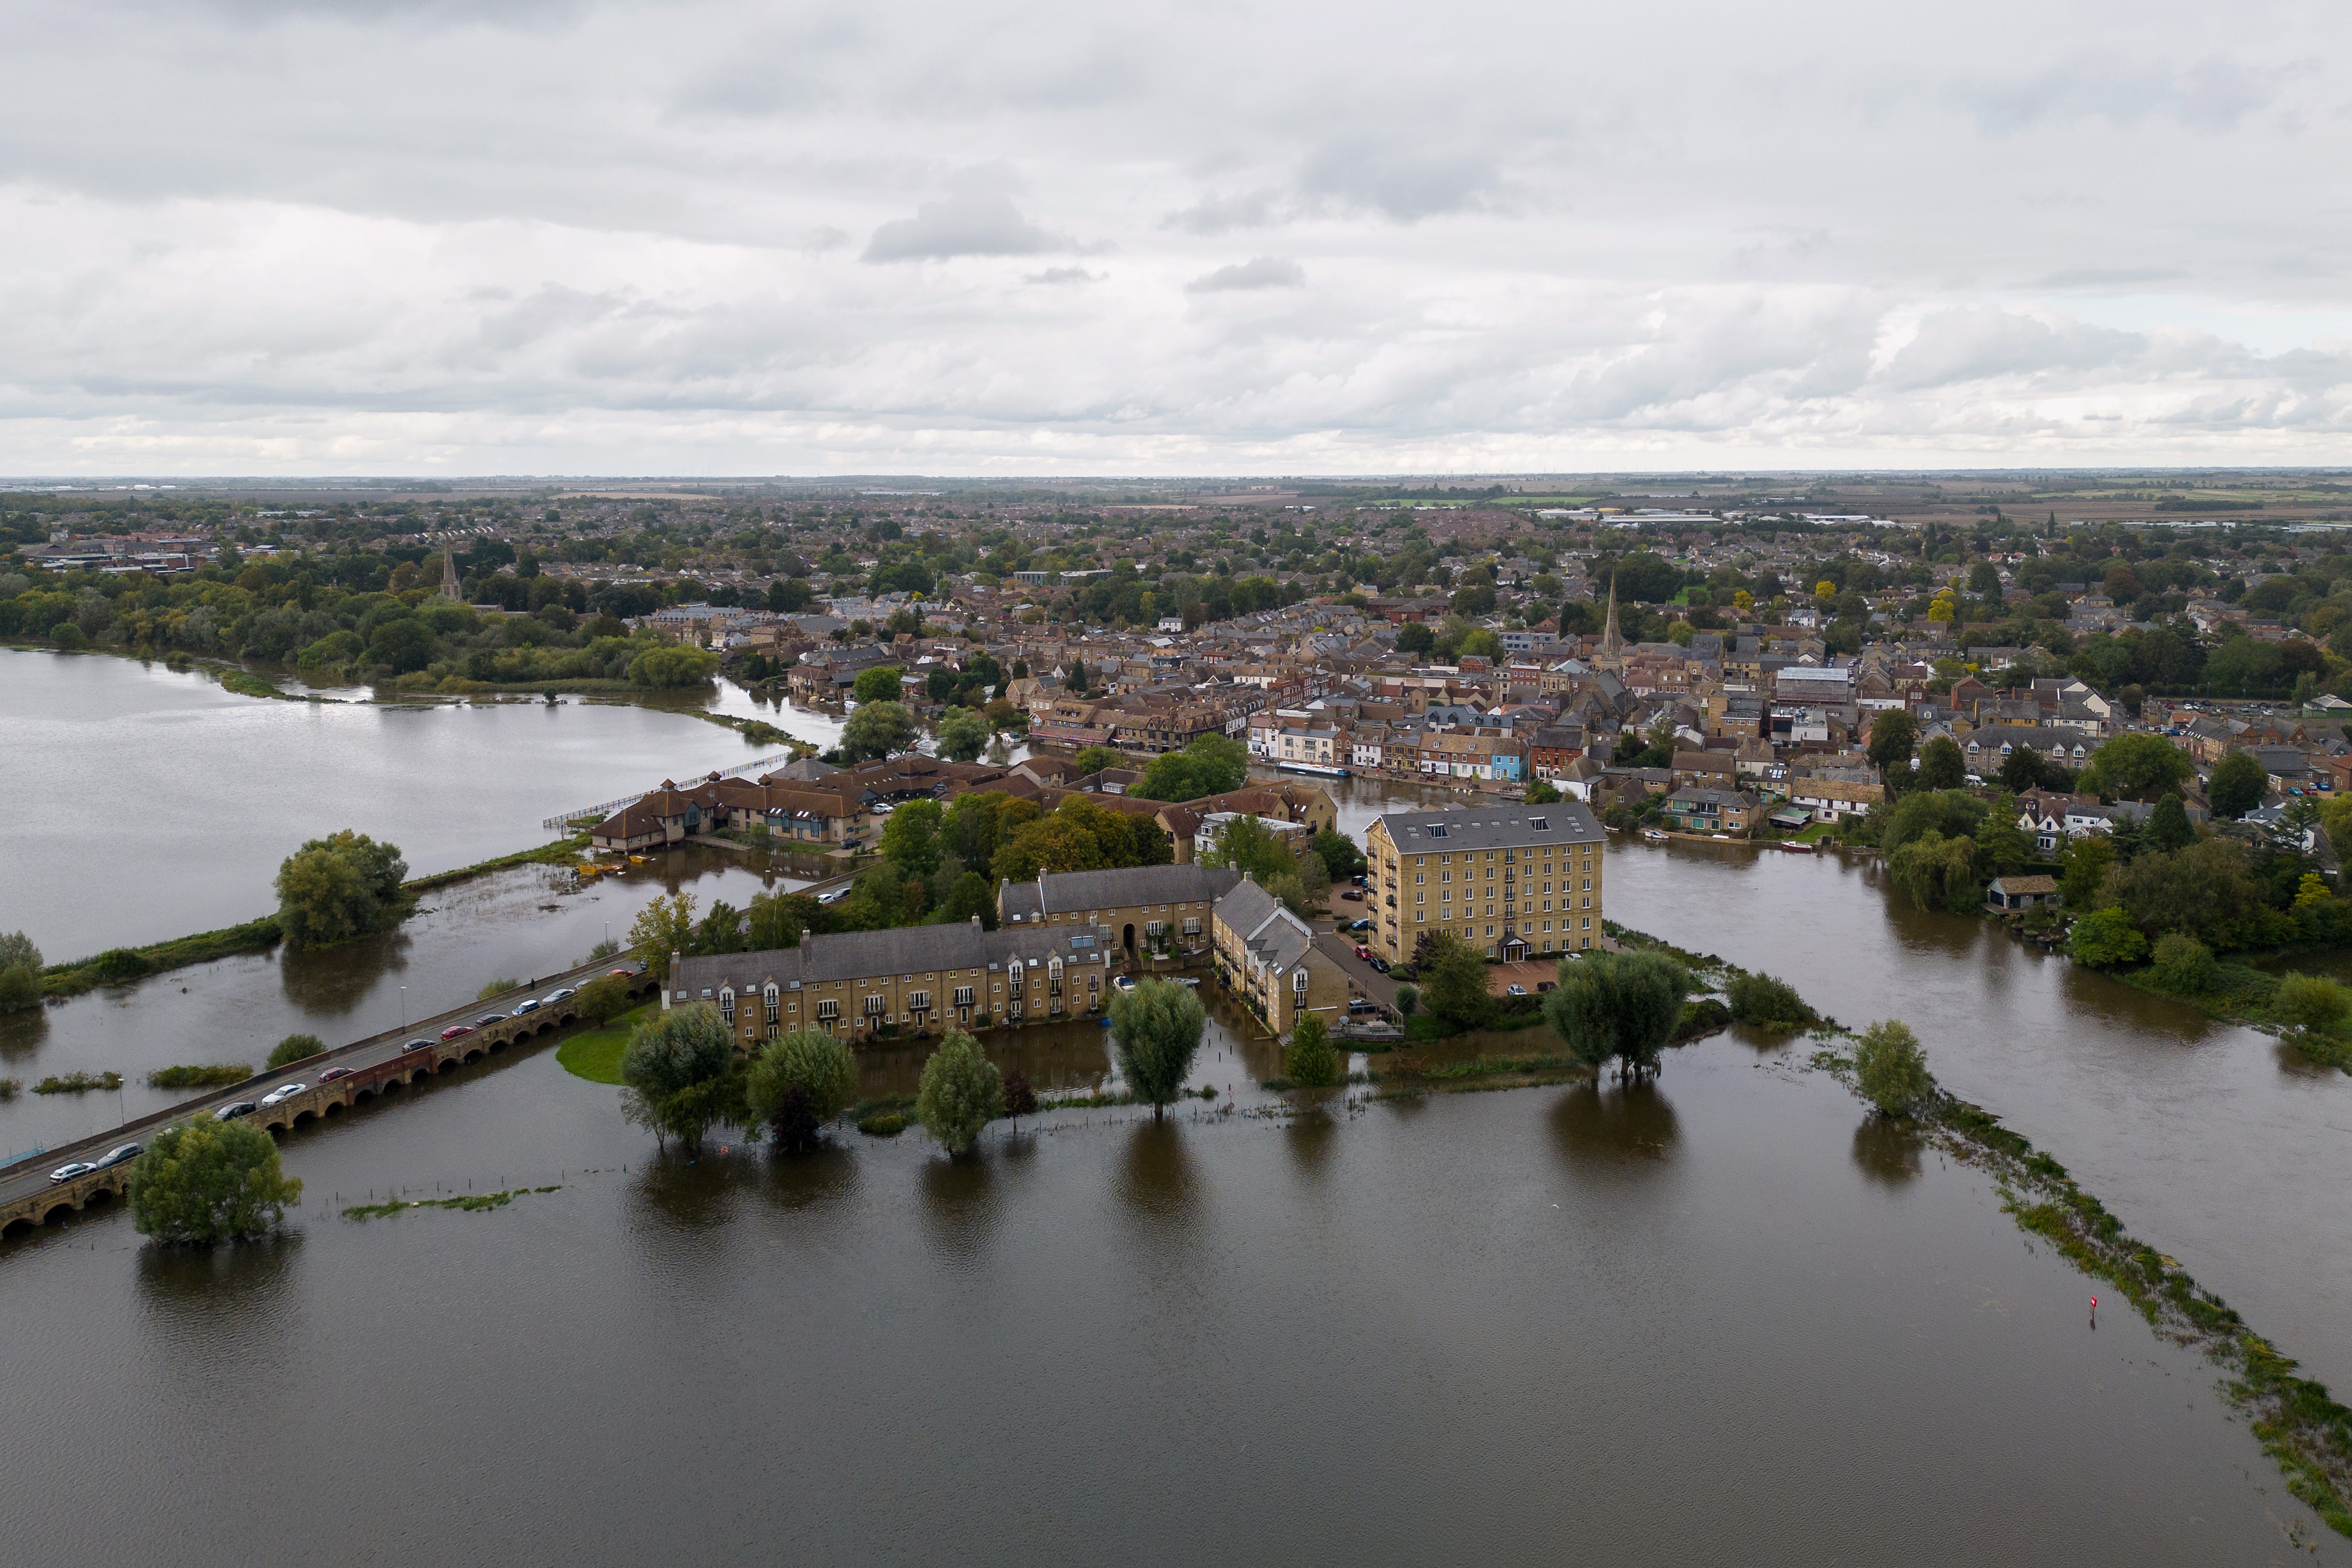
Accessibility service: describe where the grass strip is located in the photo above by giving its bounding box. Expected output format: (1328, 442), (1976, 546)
(147, 1063), (253, 1088)
(343, 1184), (563, 1221)
(556, 1007), (646, 1085)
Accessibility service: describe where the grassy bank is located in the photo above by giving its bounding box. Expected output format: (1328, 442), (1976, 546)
(404, 834), (590, 895)
(2111, 958), (2352, 1076)
(556, 1006), (646, 1084)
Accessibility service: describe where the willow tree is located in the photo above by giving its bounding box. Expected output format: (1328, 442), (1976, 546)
(1543, 950), (1690, 1080)
(1111, 976), (1207, 1118)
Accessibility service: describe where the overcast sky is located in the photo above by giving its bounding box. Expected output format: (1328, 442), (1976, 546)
(2, 0), (2348, 475)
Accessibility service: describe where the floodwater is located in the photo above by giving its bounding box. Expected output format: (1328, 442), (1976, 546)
(0, 693), (2346, 1559)
(0, 648), (842, 958)
(1, 1024), (2331, 1563)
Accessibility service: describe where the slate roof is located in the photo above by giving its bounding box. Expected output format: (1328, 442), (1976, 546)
(1369, 801), (1604, 852)
(999, 864), (1241, 924)
(667, 918), (1116, 999)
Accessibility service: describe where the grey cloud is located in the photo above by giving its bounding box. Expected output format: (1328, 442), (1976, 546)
(2032, 265), (2190, 290)
(1878, 307), (2145, 390)
(1947, 56), (2291, 136)
(1186, 257), (1305, 292)
(669, 20), (868, 118)
(1025, 267), (1104, 285)
(862, 190), (1073, 263)
(1162, 189), (1286, 234)
(1298, 137), (1501, 222)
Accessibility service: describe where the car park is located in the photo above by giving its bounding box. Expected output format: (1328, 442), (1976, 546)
(214, 1102), (256, 1121)
(319, 1067), (356, 1083)
(260, 1083), (307, 1107)
(48, 1161), (97, 1184)
(513, 998), (541, 1014)
(94, 1142), (142, 1169)
(439, 1024), (474, 1041)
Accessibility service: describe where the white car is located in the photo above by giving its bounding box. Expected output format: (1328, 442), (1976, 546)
(260, 1083), (307, 1107)
(543, 987), (577, 1003)
(48, 1161), (96, 1184)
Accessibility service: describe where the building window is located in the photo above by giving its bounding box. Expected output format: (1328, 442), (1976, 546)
(864, 995), (885, 1015)
(816, 1000), (839, 1020)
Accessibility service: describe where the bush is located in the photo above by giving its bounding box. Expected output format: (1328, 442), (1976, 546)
(2148, 934), (2216, 996)
(1418, 932), (1494, 1031)
(1725, 970), (1818, 1028)
(477, 977), (521, 1001)
(2069, 907), (2148, 969)
(2272, 974), (2350, 1033)
(267, 1034), (326, 1069)
(149, 1064), (254, 1088)
(916, 1030), (1004, 1154)
(0, 962), (38, 1014)
(575, 973), (634, 1023)
(1002, 1069), (1038, 1120)
(1853, 1019), (1935, 1116)
(857, 1111), (908, 1136)
(1284, 1015), (1340, 1088)
(128, 1118), (303, 1245)
(87, 947), (151, 983)
(1393, 984), (1419, 1018)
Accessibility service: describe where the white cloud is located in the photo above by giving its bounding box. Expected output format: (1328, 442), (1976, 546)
(1186, 256), (1305, 292)
(0, 0), (2346, 471)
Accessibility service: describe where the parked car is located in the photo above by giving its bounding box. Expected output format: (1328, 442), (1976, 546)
(260, 1083), (307, 1108)
(475, 1013), (506, 1026)
(1347, 918), (1372, 932)
(1355, 944), (1372, 960)
(1112, 975), (1135, 992)
(513, 998), (541, 1014)
(1369, 957), (1392, 973)
(403, 1038), (435, 1052)
(439, 1024), (474, 1041)
(48, 1161), (97, 1184)
(817, 887), (849, 904)
(1351, 874), (1368, 886)
(543, 987), (577, 1003)
(94, 1142), (142, 1169)
(1535, 980), (1556, 993)
(1176, 976), (1201, 988)
(319, 1067), (356, 1083)
(213, 1101), (256, 1121)
(1506, 984), (1528, 997)
(1348, 997), (1381, 1013)
(1339, 889), (1364, 902)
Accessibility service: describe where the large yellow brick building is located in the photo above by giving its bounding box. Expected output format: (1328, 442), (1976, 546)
(1365, 803), (1606, 962)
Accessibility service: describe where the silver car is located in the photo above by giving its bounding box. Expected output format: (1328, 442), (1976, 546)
(48, 1161), (96, 1184)
(93, 1143), (142, 1169)
(260, 1083), (307, 1107)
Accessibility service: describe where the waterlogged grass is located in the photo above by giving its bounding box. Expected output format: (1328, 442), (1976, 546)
(33, 1071), (123, 1094)
(43, 917), (283, 999)
(2114, 959), (2352, 1075)
(148, 1063), (253, 1088)
(343, 1185), (563, 1221)
(556, 1007), (646, 1085)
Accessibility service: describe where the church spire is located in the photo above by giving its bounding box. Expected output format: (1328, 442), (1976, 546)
(1598, 575), (1622, 665)
(441, 545), (461, 601)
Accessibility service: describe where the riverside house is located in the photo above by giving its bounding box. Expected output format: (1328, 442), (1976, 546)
(1210, 877), (1350, 1038)
(1365, 802), (1606, 963)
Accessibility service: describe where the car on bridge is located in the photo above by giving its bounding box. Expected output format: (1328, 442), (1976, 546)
(94, 1142), (142, 1169)
(319, 1067), (356, 1083)
(544, 987), (577, 1003)
(475, 1014), (507, 1026)
(404, 1038), (435, 1052)
(513, 999), (541, 1015)
(213, 1102), (256, 1122)
(439, 1025), (474, 1041)
(48, 1161), (96, 1184)
(260, 1083), (307, 1108)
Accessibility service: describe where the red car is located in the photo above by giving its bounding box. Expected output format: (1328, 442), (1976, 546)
(1355, 944), (1372, 960)
(439, 1024), (474, 1041)
(319, 1066), (356, 1083)
(608, 967), (635, 978)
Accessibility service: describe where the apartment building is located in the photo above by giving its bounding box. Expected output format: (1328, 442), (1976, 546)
(1210, 877), (1351, 1037)
(998, 863), (1242, 961)
(1365, 803), (1606, 962)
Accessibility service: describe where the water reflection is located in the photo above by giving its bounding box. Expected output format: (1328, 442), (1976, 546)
(134, 1231), (305, 1327)
(918, 1151), (1002, 1265)
(1115, 1119), (1200, 1230)
(0, 1003), (50, 1063)
(1849, 1116), (1924, 1188)
(280, 931), (414, 1012)
(1550, 1079), (1682, 1167)
(632, 1149), (742, 1233)
(759, 1142), (860, 1213)
(1283, 1105), (1338, 1179)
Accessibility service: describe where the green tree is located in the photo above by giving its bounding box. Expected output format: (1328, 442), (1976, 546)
(916, 1029), (1004, 1154)
(1068, 656), (1090, 693)
(2207, 750), (2268, 820)
(1866, 709), (1918, 777)
(1198, 813), (1293, 882)
(2069, 906), (2148, 967)
(0, 929), (40, 1015)
(1524, 779), (1563, 804)
(2081, 733), (2193, 802)
(2147, 792), (2194, 853)
(1725, 970), (1817, 1028)
(1889, 829), (1982, 913)
(1308, 829), (1367, 882)
(1853, 1019), (1935, 1115)
(128, 1118), (303, 1245)
(2149, 934), (2216, 995)
(628, 645), (721, 688)
(880, 798), (944, 876)
(1126, 733), (1251, 802)
(1110, 976), (1207, 1120)
(1916, 735), (1965, 790)
(1542, 949), (1691, 1078)
(267, 1033), (325, 1069)
(273, 830), (409, 949)
(575, 973), (635, 1023)
(747, 889), (827, 949)
(1073, 744), (1125, 775)
(2059, 834), (2114, 912)
(1418, 930), (1494, 1030)
(1284, 1014), (1339, 1088)
(843, 700), (918, 761)
(935, 706), (991, 762)
(619, 1003), (739, 1154)
(628, 891), (699, 978)
(938, 871), (997, 927)
(2273, 973), (2350, 1034)
(746, 1028), (857, 1151)
(853, 664), (905, 704)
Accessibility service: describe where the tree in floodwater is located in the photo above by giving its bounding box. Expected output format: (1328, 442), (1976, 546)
(1284, 1014), (1339, 1089)
(1543, 950), (1690, 1080)
(619, 1004), (740, 1154)
(746, 1029), (857, 1152)
(916, 1030), (1004, 1155)
(274, 830), (408, 949)
(128, 1119), (303, 1245)
(1853, 1020), (1935, 1116)
(1110, 976), (1207, 1119)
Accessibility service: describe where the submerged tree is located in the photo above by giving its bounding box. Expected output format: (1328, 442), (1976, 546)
(128, 1119), (303, 1245)
(745, 1028), (857, 1152)
(619, 1004), (739, 1154)
(274, 830), (408, 948)
(1284, 1014), (1339, 1089)
(1852, 1019), (1935, 1116)
(916, 1030), (1004, 1155)
(1110, 976), (1207, 1119)
(1543, 949), (1690, 1080)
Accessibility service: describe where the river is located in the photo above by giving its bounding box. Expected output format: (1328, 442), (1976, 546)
(0, 663), (2346, 1559)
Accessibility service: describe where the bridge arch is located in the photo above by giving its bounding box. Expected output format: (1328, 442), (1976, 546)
(2, 1214), (34, 1237)
(43, 1203), (76, 1226)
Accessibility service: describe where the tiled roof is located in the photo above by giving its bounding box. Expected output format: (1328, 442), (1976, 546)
(999, 864), (1241, 923)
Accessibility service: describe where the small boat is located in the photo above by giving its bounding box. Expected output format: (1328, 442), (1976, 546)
(1777, 840), (1816, 854)
(627, 854), (648, 864)
(1641, 828), (1669, 843)
(1276, 760), (1352, 779)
